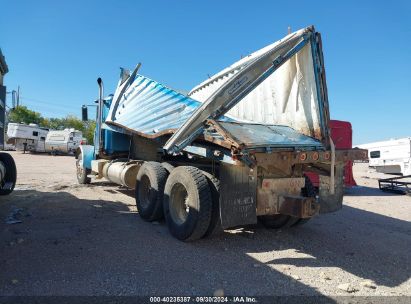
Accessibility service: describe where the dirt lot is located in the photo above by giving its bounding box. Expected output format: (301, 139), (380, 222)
(0, 151), (410, 297)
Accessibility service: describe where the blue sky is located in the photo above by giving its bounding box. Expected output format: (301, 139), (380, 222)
(1, 0), (410, 144)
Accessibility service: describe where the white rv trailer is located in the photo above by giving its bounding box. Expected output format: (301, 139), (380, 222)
(6, 123), (49, 153)
(45, 128), (83, 155)
(357, 137), (411, 175)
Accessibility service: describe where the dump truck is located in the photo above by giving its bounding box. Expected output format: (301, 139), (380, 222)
(76, 26), (367, 241)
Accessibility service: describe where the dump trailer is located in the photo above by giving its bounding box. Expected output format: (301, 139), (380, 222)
(76, 26), (367, 241)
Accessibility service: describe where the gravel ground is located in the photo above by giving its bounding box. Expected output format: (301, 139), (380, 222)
(0, 151), (410, 298)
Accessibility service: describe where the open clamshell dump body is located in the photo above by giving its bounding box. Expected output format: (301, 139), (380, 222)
(77, 26), (367, 240)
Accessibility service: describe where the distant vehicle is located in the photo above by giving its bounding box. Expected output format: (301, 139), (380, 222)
(45, 128), (83, 155)
(0, 49), (17, 195)
(357, 138), (411, 175)
(6, 122), (49, 153)
(0, 152), (16, 195)
(3, 136), (15, 151)
(305, 120), (357, 188)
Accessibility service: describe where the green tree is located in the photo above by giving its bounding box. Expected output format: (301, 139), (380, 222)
(82, 120), (96, 145)
(8, 106), (46, 126)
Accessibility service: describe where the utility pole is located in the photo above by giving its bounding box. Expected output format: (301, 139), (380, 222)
(17, 86), (20, 107)
(11, 90), (16, 108)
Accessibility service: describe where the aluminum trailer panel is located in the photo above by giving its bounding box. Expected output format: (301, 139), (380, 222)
(104, 74), (322, 155)
(165, 26), (326, 153)
(106, 74), (202, 138)
(105, 26), (328, 157)
(188, 26), (329, 147)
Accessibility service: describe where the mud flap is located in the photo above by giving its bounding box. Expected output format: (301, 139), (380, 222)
(319, 164), (345, 213)
(219, 163), (257, 229)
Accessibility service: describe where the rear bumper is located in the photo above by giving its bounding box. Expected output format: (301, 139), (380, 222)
(278, 196), (319, 218)
(253, 148), (368, 170)
(218, 149), (367, 229)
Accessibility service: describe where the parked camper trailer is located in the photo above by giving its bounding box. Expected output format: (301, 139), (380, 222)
(357, 138), (411, 175)
(6, 123), (49, 153)
(45, 129), (83, 155)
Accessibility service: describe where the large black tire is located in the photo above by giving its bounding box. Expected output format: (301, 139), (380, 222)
(163, 166), (212, 241)
(161, 162), (174, 174)
(201, 171), (222, 237)
(0, 152), (17, 196)
(76, 151), (91, 184)
(258, 176), (316, 229)
(135, 162), (168, 221)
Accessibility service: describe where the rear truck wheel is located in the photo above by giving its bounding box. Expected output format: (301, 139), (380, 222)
(161, 162), (174, 174)
(201, 171), (222, 237)
(0, 152), (17, 196)
(163, 166), (212, 241)
(135, 162), (168, 221)
(76, 151), (91, 184)
(258, 176), (316, 229)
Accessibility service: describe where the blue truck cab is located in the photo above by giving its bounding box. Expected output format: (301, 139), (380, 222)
(75, 93), (129, 178)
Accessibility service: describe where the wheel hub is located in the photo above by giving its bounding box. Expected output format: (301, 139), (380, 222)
(76, 155), (84, 178)
(169, 183), (190, 225)
(139, 175), (152, 209)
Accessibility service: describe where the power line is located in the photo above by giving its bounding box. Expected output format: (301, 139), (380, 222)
(20, 96), (79, 111)
(20, 96), (65, 106)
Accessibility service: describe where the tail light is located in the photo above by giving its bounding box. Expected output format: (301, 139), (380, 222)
(299, 153), (307, 161)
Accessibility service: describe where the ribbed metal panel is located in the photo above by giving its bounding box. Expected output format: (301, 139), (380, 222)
(104, 72), (323, 151)
(104, 26), (327, 153)
(106, 74), (201, 137)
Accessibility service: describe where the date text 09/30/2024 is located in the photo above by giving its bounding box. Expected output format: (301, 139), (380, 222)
(149, 296), (257, 303)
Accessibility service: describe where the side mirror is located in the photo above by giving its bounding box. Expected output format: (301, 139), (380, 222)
(81, 105), (88, 121)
